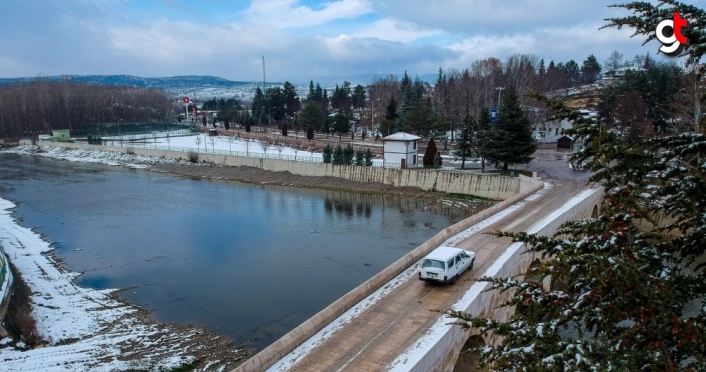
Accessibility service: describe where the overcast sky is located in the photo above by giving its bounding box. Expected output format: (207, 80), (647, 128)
(2, 0), (703, 84)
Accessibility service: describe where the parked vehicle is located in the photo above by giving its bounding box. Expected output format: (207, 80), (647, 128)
(417, 246), (475, 284)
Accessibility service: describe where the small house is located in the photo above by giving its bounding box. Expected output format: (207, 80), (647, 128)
(557, 135), (574, 149)
(382, 132), (421, 168)
(52, 129), (71, 142)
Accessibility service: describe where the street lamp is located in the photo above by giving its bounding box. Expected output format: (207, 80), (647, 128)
(495, 87), (505, 109)
(371, 98), (380, 139)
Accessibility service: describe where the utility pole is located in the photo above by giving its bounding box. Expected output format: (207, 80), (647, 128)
(495, 87), (505, 109)
(262, 56), (266, 91)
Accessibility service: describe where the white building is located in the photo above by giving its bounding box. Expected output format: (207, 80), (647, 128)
(532, 109), (596, 144)
(382, 132), (421, 168)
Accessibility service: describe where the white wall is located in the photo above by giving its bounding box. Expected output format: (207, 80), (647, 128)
(384, 141), (417, 167)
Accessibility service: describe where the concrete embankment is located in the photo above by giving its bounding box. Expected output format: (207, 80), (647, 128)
(26, 141), (535, 200)
(0, 245), (13, 337)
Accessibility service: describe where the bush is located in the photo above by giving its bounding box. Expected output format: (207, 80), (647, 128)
(7, 261), (44, 349)
(332, 145), (344, 164)
(423, 138), (437, 167)
(188, 152), (199, 163)
(355, 149), (364, 166)
(322, 144), (332, 163)
(86, 134), (102, 145)
(343, 144), (355, 165)
(364, 149), (373, 166)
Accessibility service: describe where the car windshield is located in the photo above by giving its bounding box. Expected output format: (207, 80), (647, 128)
(421, 259), (445, 270)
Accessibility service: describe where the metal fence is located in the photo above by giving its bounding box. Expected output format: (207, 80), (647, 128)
(106, 140), (424, 169)
(71, 122), (193, 138)
(99, 129), (194, 141)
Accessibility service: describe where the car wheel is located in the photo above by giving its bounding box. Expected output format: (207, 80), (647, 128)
(450, 275), (457, 285)
(470, 259), (474, 270)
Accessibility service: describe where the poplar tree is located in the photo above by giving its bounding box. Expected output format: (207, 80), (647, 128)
(454, 109), (474, 169)
(423, 138), (438, 167)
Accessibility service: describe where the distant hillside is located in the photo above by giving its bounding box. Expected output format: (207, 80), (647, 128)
(0, 75), (259, 89)
(0, 75), (285, 101)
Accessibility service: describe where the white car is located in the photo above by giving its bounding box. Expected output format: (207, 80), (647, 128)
(417, 246), (475, 284)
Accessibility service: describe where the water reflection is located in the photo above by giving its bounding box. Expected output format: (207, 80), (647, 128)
(0, 153), (485, 353)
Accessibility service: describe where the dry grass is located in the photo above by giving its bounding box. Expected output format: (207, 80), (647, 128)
(6, 261), (45, 349)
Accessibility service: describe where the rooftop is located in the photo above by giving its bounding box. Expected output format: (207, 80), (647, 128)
(382, 132), (421, 141)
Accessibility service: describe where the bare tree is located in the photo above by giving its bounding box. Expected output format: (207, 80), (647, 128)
(259, 140), (270, 156)
(614, 89), (653, 144)
(0, 80), (174, 138)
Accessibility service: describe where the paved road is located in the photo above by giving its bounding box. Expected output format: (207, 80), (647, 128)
(285, 180), (591, 371)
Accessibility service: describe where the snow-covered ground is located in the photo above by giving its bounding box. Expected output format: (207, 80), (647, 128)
(106, 133), (325, 161)
(6, 144), (199, 169)
(0, 197), (244, 371)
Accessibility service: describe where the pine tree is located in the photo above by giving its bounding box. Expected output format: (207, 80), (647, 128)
(355, 149), (364, 166)
(485, 85), (536, 170)
(343, 143), (354, 165)
(380, 98), (399, 137)
(300, 101), (327, 133)
(580, 54), (602, 83)
(332, 144), (344, 164)
(364, 149), (373, 166)
(322, 144), (332, 163)
(446, 93), (706, 371)
(603, 1), (706, 68)
(308, 80), (315, 101)
(400, 99), (442, 139)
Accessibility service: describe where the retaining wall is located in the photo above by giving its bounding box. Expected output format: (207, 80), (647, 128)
(233, 181), (545, 372)
(0, 246), (14, 338)
(28, 141), (529, 200)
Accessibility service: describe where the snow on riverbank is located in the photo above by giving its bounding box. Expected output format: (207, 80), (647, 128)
(0, 196), (244, 370)
(4, 144), (196, 168)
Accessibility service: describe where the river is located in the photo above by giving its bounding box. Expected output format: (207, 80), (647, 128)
(0, 153), (480, 352)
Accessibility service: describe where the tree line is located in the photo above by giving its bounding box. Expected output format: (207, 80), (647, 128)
(444, 1), (706, 370)
(0, 80), (174, 138)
